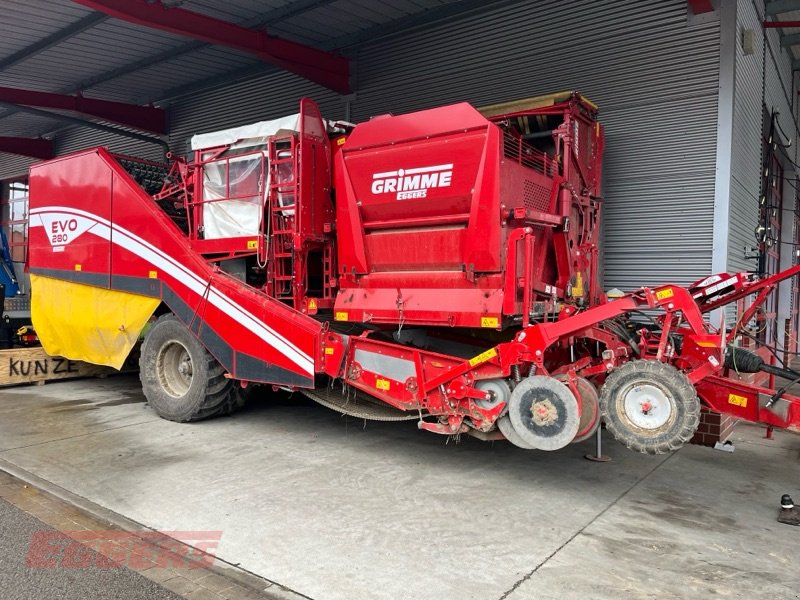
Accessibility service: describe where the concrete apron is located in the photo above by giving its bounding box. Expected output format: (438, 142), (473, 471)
(0, 375), (798, 600)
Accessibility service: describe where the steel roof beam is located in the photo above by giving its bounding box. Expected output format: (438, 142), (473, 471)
(72, 0), (351, 94)
(70, 0), (338, 94)
(154, 0), (528, 104)
(766, 0), (800, 16)
(0, 136), (54, 159)
(763, 20), (800, 27)
(0, 101), (168, 150)
(0, 86), (166, 134)
(0, 13), (107, 72)
(687, 0), (714, 15)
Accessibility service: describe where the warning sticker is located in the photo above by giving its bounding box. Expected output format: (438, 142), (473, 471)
(480, 316), (499, 328)
(656, 288), (674, 301)
(376, 378), (390, 391)
(469, 347), (498, 367)
(727, 393), (747, 408)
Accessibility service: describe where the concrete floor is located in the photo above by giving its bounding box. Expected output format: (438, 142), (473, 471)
(0, 375), (798, 600)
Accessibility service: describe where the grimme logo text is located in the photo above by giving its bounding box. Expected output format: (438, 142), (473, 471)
(371, 164), (453, 200)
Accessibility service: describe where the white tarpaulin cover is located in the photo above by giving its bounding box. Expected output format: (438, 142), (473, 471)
(202, 153), (267, 239)
(192, 114), (301, 239)
(191, 114), (301, 150)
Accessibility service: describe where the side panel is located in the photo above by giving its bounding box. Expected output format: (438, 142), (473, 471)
(28, 150), (112, 287)
(29, 148), (321, 387)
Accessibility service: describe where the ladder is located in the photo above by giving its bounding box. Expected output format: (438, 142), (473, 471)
(266, 136), (299, 304)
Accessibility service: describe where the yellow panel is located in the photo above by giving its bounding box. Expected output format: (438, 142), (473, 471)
(478, 91), (587, 118)
(30, 274), (160, 370)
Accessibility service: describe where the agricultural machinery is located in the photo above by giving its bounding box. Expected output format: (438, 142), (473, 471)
(25, 91), (800, 454)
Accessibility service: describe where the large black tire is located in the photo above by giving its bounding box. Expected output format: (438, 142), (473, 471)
(599, 360), (700, 455)
(139, 314), (237, 422)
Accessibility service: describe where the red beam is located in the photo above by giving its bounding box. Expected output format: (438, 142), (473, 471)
(72, 0), (351, 94)
(0, 137), (54, 159)
(763, 21), (800, 28)
(0, 86), (166, 135)
(687, 0), (714, 14)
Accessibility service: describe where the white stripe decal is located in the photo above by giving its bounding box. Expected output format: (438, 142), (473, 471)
(30, 206), (314, 376)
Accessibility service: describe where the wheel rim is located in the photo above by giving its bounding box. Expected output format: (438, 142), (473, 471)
(475, 379), (511, 410)
(156, 339), (193, 398)
(618, 382), (674, 431)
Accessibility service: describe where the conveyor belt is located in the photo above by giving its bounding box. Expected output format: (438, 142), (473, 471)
(302, 387), (420, 422)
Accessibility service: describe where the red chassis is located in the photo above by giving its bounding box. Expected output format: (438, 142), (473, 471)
(338, 264), (800, 438)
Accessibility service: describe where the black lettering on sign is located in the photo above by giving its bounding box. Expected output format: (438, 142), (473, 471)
(9, 358), (20, 376)
(67, 361), (79, 373)
(19, 362), (30, 376)
(34, 360), (48, 376)
(53, 358), (66, 374)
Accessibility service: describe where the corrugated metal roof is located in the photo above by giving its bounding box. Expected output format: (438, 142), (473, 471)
(0, 0), (475, 148)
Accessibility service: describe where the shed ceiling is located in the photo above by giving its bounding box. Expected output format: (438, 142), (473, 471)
(0, 0), (494, 143)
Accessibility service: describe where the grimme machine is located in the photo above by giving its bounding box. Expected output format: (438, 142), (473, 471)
(25, 92), (800, 454)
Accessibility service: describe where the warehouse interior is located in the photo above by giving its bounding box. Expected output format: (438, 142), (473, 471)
(1, 1), (800, 599)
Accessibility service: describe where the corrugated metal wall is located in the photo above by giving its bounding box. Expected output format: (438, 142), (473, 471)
(728, 0), (764, 275)
(0, 125), (167, 179)
(0, 0), (724, 292)
(168, 71), (345, 157)
(350, 0), (721, 289)
(728, 0), (796, 276)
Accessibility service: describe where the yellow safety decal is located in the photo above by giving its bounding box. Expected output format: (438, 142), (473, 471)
(695, 340), (718, 348)
(376, 378), (390, 391)
(571, 272), (585, 298)
(656, 288), (674, 301)
(247, 240), (258, 250)
(469, 347), (498, 367)
(324, 347), (335, 355)
(308, 299), (317, 310)
(337, 136), (347, 146)
(481, 316), (499, 328)
(74, 264), (81, 272)
(728, 394), (748, 408)
(335, 311), (348, 321)
(148, 270), (158, 279)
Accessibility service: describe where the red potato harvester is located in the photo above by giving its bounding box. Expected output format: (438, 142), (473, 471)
(25, 92), (800, 453)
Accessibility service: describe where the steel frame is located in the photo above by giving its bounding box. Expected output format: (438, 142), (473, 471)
(73, 0), (351, 94)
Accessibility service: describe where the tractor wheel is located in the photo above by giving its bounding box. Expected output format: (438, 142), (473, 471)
(140, 314), (236, 422)
(599, 360), (700, 454)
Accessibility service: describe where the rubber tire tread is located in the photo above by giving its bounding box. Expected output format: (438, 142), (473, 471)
(140, 314), (236, 422)
(599, 360), (700, 455)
